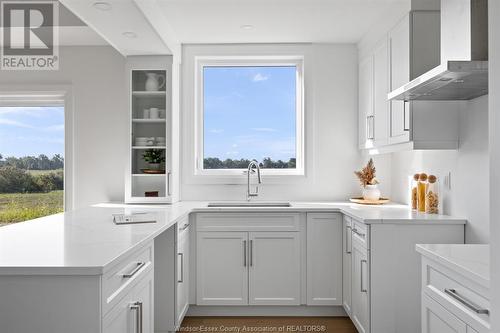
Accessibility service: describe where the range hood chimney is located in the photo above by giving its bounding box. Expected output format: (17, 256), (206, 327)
(388, 0), (488, 101)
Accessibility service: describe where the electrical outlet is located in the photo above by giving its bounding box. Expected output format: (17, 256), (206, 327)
(443, 172), (452, 190)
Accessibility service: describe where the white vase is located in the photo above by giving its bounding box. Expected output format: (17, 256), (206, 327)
(363, 184), (381, 201)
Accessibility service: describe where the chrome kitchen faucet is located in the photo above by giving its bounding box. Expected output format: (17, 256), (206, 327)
(246, 160), (262, 201)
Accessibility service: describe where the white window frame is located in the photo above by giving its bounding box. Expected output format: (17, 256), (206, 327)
(0, 85), (74, 210)
(194, 55), (305, 177)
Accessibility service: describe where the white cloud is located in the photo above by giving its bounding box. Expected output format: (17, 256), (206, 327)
(226, 151), (239, 155)
(251, 127), (277, 132)
(209, 129), (224, 134)
(0, 118), (34, 128)
(44, 124), (64, 131)
(252, 73), (269, 82)
(231, 144), (238, 148)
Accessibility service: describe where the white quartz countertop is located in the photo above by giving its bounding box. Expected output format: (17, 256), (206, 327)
(0, 201), (466, 275)
(416, 244), (489, 289)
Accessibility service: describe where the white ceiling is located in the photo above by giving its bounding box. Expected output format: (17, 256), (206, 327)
(156, 0), (410, 44)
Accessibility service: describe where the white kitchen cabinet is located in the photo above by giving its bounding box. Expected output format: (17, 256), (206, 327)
(359, 9), (460, 153)
(196, 231), (249, 305)
(306, 213), (342, 306)
(373, 38), (390, 147)
(359, 55), (374, 149)
(103, 270), (154, 333)
(176, 221), (190, 325)
(342, 215), (353, 315)
(249, 232), (301, 305)
(125, 56), (178, 203)
(422, 293), (467, 333)
(351, 237), (370, 333)
(418, 246), (490, 333)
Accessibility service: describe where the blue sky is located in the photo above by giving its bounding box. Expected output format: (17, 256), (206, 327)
(0, 106), (64, 158)
(204, 66), (296, 162)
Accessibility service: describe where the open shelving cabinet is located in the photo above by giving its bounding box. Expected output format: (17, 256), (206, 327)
(125, 56), (173, 203)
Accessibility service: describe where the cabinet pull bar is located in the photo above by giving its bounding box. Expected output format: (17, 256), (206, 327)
(361, 259), (368, 293)
(444, 289), (489, 314)
(167, 171), (172, 196)
(178, 253), (184, 283)
(122, 262), (146, 278)
(130, 301), (143, 333)
(250, 240), (253, 267)
(352, 228), (366, 238)
(243, 240), (247, 267)
(346, 225), (352, 254)
(180, 223), (190, 231)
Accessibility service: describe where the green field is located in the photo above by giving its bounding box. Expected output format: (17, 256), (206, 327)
(0, 191), (63, 226)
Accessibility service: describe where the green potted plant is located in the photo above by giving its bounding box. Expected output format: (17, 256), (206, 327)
(142, 149), (165, 170)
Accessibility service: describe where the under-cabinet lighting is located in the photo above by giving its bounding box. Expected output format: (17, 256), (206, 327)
(93, 2), (112, 11)
(240, 24), (254, 30)
(122, 31), (138, 38)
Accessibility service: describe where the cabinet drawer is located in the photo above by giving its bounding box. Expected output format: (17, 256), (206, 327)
(195, 213), (300, 232)
(102, 242), (153, 315)
(352, 219), (369, 249)
(423, 258), (489, 331)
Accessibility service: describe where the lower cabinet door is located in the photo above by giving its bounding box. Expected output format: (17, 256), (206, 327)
(103, 271), (154, 333)
(306, 213), (342, 306)
(249, 232), (301, 305)
(422, 293), (467, 333)
(351, 242), (370, 333)
(196, 232), (249, 305)
(176, 228), (189, 326)
(342, 216), (353, 314)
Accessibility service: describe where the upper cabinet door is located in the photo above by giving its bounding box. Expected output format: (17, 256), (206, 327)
(389, 15), (411, 144)
(248, 232), (301, 306)
(306, 213), (342, 306)
(373, 38), (390, 147)
(359, 55), (374, 149)
(196, 232), (249, 305)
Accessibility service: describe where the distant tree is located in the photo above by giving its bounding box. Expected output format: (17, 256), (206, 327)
(203, 157), (296, 169)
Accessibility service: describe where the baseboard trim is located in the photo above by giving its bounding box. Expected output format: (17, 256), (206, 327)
(186, 305), (347, 317)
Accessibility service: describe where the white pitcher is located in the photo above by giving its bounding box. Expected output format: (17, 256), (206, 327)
(145, 73), (166, 91)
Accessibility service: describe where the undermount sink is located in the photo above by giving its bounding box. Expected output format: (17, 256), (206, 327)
(207, 201), (292, 208)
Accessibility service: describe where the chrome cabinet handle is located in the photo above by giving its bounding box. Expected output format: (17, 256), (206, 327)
(180, 223), (190, 231)
(178, 253), (184, 283)
(444, 289), (489, 314)
(366, 115), (375, 140)
(243, 240), (247, 267)
(130, 301), (143, 333)
(352, 228), (366, 238)
(167, 171), (171, 196)
(250, 240), (253, 267)
(360, 259), (368, 293)
(403, 101), (410, 131)
(122, 262), (146, 278)
(346, 226), (352, 254)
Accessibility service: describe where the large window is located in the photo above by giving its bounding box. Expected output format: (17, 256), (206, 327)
(0, 103), (65, 226)
(196, 57), (304, 175)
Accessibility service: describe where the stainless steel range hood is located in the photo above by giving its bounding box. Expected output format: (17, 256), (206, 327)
(388, 0), (488, 101)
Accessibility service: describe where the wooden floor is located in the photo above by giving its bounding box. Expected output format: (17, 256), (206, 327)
(179, 316), (358, 333)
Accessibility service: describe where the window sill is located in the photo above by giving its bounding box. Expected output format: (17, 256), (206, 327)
(185, 171), (307, 185)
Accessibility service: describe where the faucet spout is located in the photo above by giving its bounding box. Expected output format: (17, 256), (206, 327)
(247, 160), (262, 201)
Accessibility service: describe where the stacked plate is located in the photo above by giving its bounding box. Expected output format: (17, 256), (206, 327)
(135, 137), (155, 146)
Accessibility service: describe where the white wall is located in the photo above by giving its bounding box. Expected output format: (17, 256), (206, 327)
(390, 96), (489, 243)
(180, 43), (391, 201)
(0, 46), (127, 208)
(489, 1), (500, 331)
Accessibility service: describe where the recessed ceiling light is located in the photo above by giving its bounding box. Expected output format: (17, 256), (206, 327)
(122, 31), (137, 38)
(240, 25), (254, 30)
(93, 2), (112, 11)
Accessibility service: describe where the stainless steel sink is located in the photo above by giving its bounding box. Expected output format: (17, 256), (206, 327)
(207, 201), (291, 208)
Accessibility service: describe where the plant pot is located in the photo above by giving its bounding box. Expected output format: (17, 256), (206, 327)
(363, 184), (381, 201)
(148, 163), (161, 170)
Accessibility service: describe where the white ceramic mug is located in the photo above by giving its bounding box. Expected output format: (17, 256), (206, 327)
(143, 109), (150, 119)
(150, 108), (159, 119)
